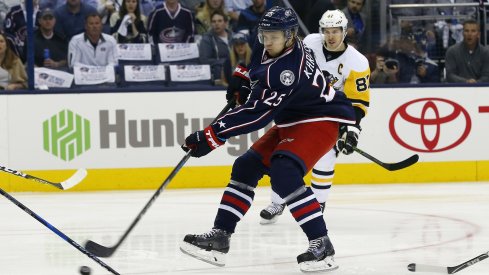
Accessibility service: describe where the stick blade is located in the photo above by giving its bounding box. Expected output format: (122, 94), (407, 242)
(385, 154), (419, 171)
(60, 168), (87, 190)
(85, 240), (116, 258)
(407, 263), (448, 274)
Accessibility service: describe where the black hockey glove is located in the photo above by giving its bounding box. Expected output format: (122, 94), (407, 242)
(181, 125), (225, 158)
(336, 124), (361, 155)
(226, 64), (251, 105)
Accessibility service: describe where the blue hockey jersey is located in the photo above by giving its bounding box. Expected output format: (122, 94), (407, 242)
(213, 39), (356, 139)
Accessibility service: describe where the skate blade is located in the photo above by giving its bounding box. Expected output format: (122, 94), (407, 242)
(299, 256), (339, 273)
(180, 241), (227, 267)
(259, 215), (280, 225)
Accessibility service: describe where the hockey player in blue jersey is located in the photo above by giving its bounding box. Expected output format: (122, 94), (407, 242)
(179, 6), (355, 272)
(259, 9), (371, 224)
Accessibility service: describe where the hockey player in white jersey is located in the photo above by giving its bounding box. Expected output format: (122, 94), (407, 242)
(260, 9), (371, 224)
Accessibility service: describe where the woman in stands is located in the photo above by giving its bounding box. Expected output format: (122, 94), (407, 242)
(195, 0), (228, 35)
(0, 32), (27, 90)
(223, 32), (251, 85)
(110, 0), (147, 43)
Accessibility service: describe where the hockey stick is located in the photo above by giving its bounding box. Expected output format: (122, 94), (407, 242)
(0, 165), (87, 190)
(0, 188), (120, 275)
(85, 100), (236, 258)
(407, 251), (489, 274)
(353, 147), (419, 171)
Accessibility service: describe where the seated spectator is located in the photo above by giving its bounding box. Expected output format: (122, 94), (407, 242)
(110, 0), (148, 43)
(370, 51), (399, 84)
(34, 8), (68, 69)
(147, 0), (195, 43)
(380, 33), (440, 84)
(235, 0), (266, 45)
(54, 0), (97, 41)
(445, 19), (489, 83)
(223, 32), (251, 84)
(342, 0), (366, 50)
(3, 0), (41, 62)
(195, 0), (228, 35)
(68, 12), (118, 68)
(199, 10), (231, 82)
(0, 32), (27, 90)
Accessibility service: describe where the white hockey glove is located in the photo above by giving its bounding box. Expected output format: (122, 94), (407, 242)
(336, 124), (361, 155)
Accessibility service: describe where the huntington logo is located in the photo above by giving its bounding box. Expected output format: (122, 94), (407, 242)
(43, 110), (91, 161)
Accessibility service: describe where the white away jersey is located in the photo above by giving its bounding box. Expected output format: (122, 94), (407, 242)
(303, 33), (370, 115)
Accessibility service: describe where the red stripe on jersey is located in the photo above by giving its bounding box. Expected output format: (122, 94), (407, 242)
(222, 194), (249, 212)
(292, 202), (320, 219)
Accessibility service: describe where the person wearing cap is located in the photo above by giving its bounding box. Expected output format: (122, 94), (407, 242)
(222, 32), (251, 84)
(34, 8), (68, 69)
(199, 10), (233, 85)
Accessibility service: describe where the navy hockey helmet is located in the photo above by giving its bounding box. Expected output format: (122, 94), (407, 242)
(258, 6), (299, 44)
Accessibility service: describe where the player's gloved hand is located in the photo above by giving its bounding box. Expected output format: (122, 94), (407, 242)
(181, 125), (225, 158)
(336, 124), (361, 155)
(226, 64), (251, 105)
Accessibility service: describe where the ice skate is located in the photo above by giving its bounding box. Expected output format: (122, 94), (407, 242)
(259, 202), (285, 224)
(297, 235), (338, 273)
(180, 228), (231, 267)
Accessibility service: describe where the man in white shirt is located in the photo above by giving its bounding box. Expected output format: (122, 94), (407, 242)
(68, 12), (117, 68)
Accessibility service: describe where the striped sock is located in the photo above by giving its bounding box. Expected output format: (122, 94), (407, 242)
(287, 187), (327, 240)
(214, 183), (255, 233)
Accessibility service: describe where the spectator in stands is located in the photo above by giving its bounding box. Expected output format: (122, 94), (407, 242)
(147, 0), (195, 43)
(223, 32), (251, 84)
(445, 20), (489, 83)
(343, 0), (366, 49)
(235, 0), (266, 45)
(68, 12), (118, 68)
(98, 0), (117, 33)
(3, 0), (41, 62)
(0, 32), (27, 90)
(110, 0), (147, 43)
(370, 51), (399, 84)
(380, 32), (441, 84)
(54, 0), (97, 41)
(199, 10), (231, 83)
(34, 8), (68, 69)
(195, 0), (228, 35)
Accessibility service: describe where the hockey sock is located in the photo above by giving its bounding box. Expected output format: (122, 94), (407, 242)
(214, 181), (255, 233)
(310, 168), (333, 204)
(286, 187), (327, 240)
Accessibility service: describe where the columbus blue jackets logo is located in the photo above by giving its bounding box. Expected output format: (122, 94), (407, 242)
(280, 70), (295, 86)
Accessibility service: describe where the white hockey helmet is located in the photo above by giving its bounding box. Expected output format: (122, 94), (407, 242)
(319, 9), (348, 37)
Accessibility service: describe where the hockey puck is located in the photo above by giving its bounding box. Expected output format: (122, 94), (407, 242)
(79, 266), (92, 275)
(407, 263), (416, 272)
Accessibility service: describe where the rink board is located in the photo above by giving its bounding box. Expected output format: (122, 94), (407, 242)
(0, 87), (488, 191)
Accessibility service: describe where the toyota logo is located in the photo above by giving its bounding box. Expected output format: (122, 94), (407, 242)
(389, 98), (471, 152)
